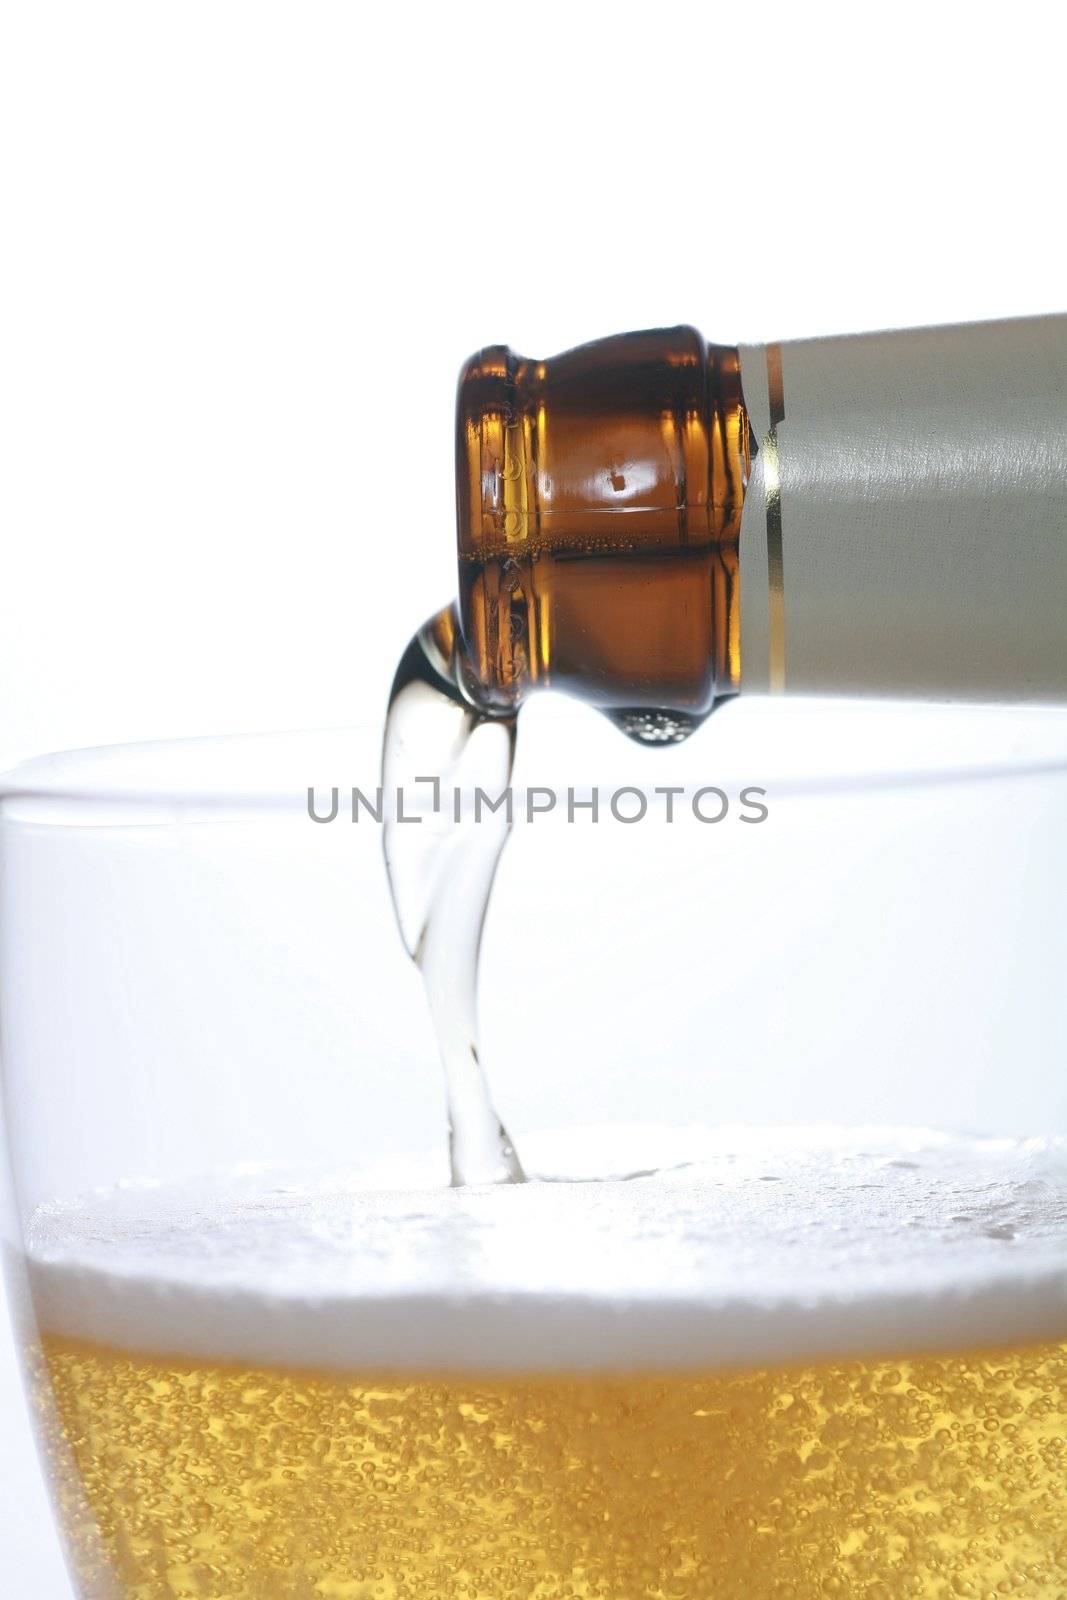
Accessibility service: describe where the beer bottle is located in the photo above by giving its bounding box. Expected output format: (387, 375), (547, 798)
(454, 317), (1067, 741)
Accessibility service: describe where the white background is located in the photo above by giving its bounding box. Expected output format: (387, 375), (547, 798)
(1, 3), (1065, 1591)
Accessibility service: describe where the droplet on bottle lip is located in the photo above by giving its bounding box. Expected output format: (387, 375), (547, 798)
(606, 708), (699, 746)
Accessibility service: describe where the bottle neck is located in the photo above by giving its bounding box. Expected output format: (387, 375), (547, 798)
(455, 327), (750, 740)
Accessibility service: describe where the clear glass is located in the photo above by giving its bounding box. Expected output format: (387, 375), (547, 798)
(2, 700), (1066, 1599)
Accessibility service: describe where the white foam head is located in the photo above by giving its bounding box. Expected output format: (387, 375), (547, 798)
(26, 1125), (1067, 1374)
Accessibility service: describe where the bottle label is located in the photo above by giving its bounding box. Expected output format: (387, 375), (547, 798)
(738, 316), (1067, 698)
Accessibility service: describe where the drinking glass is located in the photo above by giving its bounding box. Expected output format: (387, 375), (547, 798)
(2, 700), (1066, 1599)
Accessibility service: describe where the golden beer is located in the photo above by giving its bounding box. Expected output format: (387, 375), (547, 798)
(25, 1129), (1067, 1599)
(37, 1334), (1067, 1600)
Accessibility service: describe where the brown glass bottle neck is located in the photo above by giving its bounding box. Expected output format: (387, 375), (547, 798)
(454, 328), (751, 731)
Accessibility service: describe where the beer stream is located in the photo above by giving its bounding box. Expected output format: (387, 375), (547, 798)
(382, 606), (524, 1186)
(382, 605), (692, 1186)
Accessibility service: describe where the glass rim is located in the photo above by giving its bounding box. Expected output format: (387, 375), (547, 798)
(2, 700), (1067, 828)
(0, 726), (386, 825)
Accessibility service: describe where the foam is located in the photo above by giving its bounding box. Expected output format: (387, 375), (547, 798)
(26, 1125), (1067, 1375)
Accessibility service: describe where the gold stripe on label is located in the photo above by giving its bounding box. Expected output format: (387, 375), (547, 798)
(764, 343), (786, 692)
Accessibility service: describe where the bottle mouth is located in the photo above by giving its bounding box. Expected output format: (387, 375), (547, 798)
(453, 327), (750, 731)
